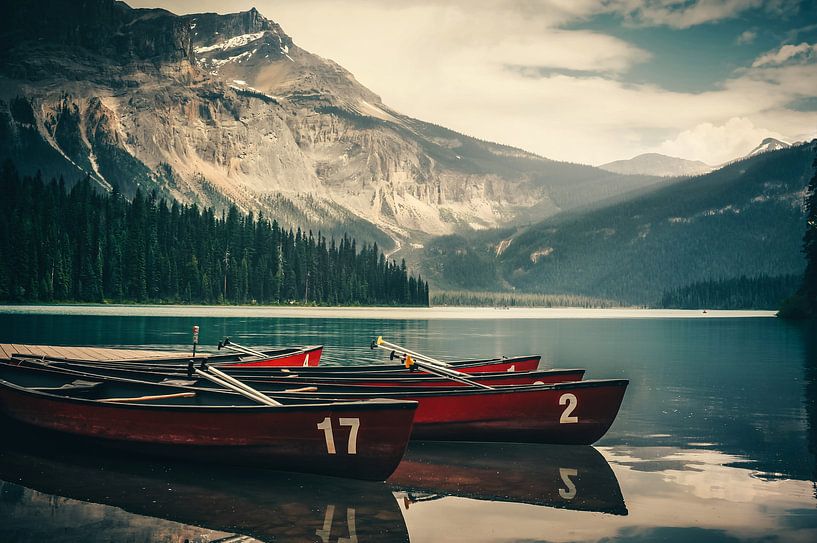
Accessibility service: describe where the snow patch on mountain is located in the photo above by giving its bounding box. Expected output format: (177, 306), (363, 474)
(746, 137), (790, 157)
(194, 32), (265, 54)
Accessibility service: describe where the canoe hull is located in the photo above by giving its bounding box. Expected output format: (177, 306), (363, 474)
(258, 380), (628, 444)
(405, 381), (627, 444)
(225, 345), (323, 367)
(0, 381), (415, 481)
(247, 368), (585, 388)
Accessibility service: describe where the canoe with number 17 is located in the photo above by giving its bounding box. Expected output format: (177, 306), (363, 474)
(0, 362), (417, 481)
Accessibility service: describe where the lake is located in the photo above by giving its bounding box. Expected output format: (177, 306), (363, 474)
(1, 307), (815, 542)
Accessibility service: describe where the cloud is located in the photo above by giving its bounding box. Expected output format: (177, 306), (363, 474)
(654, 118), (788, 164)
(736, 30), (757, 44)
(752, 42), (817, 67)
(130, 0), (817, 165)
(617, 0), (763, 28)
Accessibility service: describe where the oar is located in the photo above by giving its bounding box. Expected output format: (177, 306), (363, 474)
(371, 337), (451, 368)
(188, 361), (282, 407)
(218, 337), (269, 359)
(370, 337), (493, 390)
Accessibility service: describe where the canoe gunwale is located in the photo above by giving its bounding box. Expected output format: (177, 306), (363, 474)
(0, 375), (419, 412)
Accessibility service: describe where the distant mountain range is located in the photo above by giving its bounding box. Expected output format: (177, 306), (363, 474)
(423, 142), (815, 304)
(599, 138), (793, 178)
(0, 0), (669, 251)
(600, 153), (714, 177)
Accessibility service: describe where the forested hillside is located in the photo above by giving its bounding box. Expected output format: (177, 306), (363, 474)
(659, 275), (800, 310)
(0, 162), (428, 306)
(423, 143), (815, 305)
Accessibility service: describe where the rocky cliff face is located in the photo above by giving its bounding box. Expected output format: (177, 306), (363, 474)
(0, 0), (663, 252)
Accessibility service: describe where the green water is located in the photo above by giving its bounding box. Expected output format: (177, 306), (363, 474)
(1, 308), (815, 542)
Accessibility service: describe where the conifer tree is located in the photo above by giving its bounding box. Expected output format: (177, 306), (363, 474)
(802, 151), (817, 315)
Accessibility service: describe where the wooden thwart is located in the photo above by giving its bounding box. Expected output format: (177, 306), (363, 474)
(101, 392), (196, 403)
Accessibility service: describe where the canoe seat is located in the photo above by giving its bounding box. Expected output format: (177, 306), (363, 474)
(160, 378), (198, 387)
(31, 379), (103, 394)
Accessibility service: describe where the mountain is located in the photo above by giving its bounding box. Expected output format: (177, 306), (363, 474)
(0, 0), (667, 252)
(745, 137), (790, 158)
(423, 143), (815, 303)
(599, 153), (713, 177)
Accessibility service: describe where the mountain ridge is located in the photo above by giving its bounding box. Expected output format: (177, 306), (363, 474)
(423, 142), (815, 303)
(600, 152), (713, 177)
(0, 0), (669, 252)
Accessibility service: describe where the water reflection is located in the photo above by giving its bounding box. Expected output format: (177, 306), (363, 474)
(0, 418), (408, 543)
(396, 445), (817, 542)
(3, 311), (817, 541)
(800, 320), (817, 501)
(389, 442), (626, 515)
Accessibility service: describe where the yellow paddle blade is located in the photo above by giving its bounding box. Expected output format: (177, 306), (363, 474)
(376, 336), (384, 346)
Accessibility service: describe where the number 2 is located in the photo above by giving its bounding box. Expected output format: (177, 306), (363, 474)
(317, 417), (360, 454)
(559, 393), (579, 423)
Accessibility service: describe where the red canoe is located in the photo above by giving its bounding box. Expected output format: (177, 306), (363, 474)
(0, 363), (417, 481)
(262, 379), (629, 444)
(223, 345), (323, 367)
(21, 349), (539, 373)
(221, 367), (584, 388)
(6, 359), (625, 444)
(16, 358), (586, 389)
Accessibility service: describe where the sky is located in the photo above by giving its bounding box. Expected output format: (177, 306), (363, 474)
(129, 1), (817, 166)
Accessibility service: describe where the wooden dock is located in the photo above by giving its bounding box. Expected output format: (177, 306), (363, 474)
(0, 344), (187, 362)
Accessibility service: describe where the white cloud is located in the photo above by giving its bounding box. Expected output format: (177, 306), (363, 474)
(602, 0), (801, 29)
(736, 30), (757, 45)
(653, 118), (788, 164)
(752, 42), (817, 67)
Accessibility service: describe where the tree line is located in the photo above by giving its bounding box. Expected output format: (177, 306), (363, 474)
(659, 274), (800, 310)
(0, 162), (429, 306)
(780, 150), (817, 318)
(432, 290), (618, 308)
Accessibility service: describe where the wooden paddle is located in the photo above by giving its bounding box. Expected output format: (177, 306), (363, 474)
(188, 361), (283, 407)
(218, 337), (269, 359)
(371, 337), (494, 390)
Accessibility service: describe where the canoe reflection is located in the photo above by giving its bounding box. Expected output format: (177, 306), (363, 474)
(0, 418), (409, 543)
(388, 442), (627, 515)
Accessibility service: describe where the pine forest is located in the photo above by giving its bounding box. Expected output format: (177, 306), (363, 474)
(0, 162), (429, 306)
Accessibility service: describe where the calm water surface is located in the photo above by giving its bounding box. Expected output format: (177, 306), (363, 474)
(0, 307), (815, 542)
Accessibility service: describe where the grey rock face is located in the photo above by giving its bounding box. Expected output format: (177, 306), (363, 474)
(0, 0), (664, 249)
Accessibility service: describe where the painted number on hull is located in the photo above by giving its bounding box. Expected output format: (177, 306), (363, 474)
(559, 468), (578, 499)
(559, 393), (579, 423)
(317, 417), (360, 455)
(316, 505), (358, 543)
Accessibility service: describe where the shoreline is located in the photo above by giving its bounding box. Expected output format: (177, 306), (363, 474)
(0, 305), (777, 320)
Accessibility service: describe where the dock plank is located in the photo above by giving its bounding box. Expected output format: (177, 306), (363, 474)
(0, 345), (13, 359)
(10, 344), (34, 356)
(69, 347), (102, 360)
(0, 343), (187, 362)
